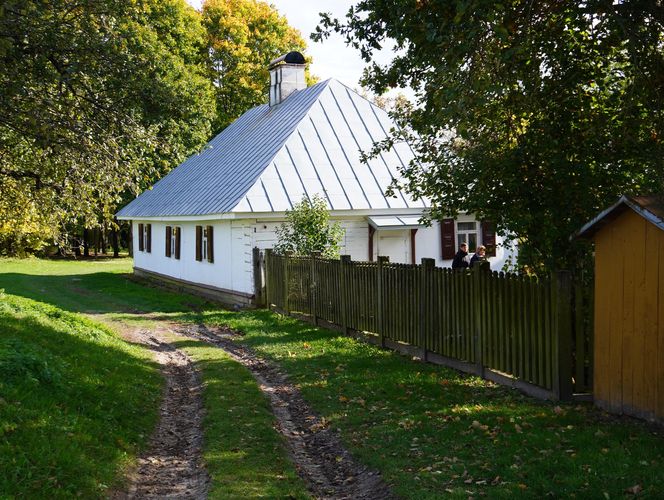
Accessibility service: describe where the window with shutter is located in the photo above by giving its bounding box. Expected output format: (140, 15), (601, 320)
(206, 225), (214, 263)
(146, 224), (152, 253)
(174, 227), (181, 260)
(481, 221), (497, 257)
(165, 226), (172, 257)
(138, 223), (144, 252)
(195, 226), (202, 261)
(440, 218), (455, 259)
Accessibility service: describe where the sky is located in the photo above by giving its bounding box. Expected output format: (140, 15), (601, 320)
(185, 0), (391, 91)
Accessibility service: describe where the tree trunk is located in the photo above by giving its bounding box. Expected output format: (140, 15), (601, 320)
(112, 219), (119, 258)
(100, 226), (106, 255)
(83, 228), (90, 257)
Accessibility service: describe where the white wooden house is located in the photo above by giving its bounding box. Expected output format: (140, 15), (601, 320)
(117, 52), (514, 305)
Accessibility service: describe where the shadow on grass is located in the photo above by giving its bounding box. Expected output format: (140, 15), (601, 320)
(0, 272), (209, 318)
(0, 303), (162, 498)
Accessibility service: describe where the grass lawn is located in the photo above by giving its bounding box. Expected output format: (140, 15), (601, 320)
(0, 292), (161, 498)
(0, 258), (308, 499)
(2, 257), (664, 498)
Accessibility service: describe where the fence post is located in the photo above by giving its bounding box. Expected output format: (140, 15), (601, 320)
(473, 261), (490, 377)
(419, 258), (436, 361)
(377, 256), (389, 348)
(339, 255), (351, 335)
(554, 270), (574, 400)
(310, 252), (320, 325)
(264, 248), (272, 308)
(252, 247), (265, 307)
(283, 252), (291, 315)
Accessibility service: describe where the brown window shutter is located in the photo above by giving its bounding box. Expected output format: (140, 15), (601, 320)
(138, 223), (144, 252)
(481, 221), (496, 257)
(195, 226), (202, 261)
(146, 224), (152, 253)
(165, 226), (172, 257)
(441, 218), (455, 259)
(206, 225), (214, 263)
(175, 227), (181, 260)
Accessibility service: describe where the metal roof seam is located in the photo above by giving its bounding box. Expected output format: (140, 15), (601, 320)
(364, 99), (411, 207)
(316, 96), (370, 208)
(341, 86), (400, 209)
(306, 113), (353, 209)
(328, 84), (385, 209)
(296, 129), (334, 209)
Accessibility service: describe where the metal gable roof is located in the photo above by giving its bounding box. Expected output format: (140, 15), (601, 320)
(576, 194), (664, 239)
(117, 78), (425, 219)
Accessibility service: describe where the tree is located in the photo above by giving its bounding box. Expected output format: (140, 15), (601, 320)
(274, 195), (344, 258)
(0, 0), (216, 253)
(203, 0), (314, 133)
(316, 1), (664, 273)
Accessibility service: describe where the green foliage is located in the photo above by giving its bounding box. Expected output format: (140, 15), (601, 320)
(203, 0), (313, 133)
(316, 1), (664, 273)
(0, 293), (161, 497)
(0, 0), (215, 252)
(274, 195), (344, 258)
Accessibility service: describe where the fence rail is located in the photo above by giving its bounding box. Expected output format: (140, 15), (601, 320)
(261, 250), (592, 400)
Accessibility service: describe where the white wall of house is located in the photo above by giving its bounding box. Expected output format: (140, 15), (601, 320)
(250, 214), (516, 270)
(131, 214), (517, 301)
(132, 220), (254, 295)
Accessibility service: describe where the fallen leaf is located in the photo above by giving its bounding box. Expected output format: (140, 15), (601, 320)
(625, 484), (642, 495)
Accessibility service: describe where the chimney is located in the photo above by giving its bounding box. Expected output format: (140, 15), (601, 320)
(268, 51), (306, 107)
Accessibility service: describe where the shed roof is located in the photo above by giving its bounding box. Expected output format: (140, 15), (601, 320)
(368, 215), (423, 230)
(576, 195), (664, 239)
(116, 79), (426, 219)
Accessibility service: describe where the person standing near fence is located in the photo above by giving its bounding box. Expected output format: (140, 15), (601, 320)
(452, 242), (470, 269)
(470, 245), (487, 268)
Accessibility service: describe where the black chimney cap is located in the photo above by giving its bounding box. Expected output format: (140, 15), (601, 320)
(268, 51), (305, 69)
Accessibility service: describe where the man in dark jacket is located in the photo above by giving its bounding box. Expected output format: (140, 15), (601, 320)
(452, 243), (469, 269)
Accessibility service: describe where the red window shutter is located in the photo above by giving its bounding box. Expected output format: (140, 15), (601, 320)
(195, 226), (202, 261)
(138, 223), (144, 252)
(481, 221), (496, 257)
(206, 225), (214, 263)
(146, 224), (152, 253)
(175, 227), (181, 260)
(441, 218), (455, 260)
(165, 226), (172, 257)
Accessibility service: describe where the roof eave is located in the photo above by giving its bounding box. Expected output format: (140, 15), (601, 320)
(575, 195), (664, 240)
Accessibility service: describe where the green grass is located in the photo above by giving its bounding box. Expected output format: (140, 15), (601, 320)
(171, 336), (309, 499)
(2, 257), (664, 498)
(195, 310), (664, 499)
(0, 292), (161, 498)
(0, 257), (309, 498)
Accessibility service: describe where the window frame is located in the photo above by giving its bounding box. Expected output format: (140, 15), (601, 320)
(456, 221), (479, 253)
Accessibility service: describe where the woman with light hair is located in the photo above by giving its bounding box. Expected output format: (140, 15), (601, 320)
(470, 245), (487, 267)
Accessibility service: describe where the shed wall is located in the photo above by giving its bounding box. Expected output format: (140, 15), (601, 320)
(593, 209), (664, 420)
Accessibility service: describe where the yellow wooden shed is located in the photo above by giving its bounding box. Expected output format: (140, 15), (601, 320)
(578, 195), (664, 421)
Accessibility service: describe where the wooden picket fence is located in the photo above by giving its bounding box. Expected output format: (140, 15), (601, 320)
(258, 250), (593, 400)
